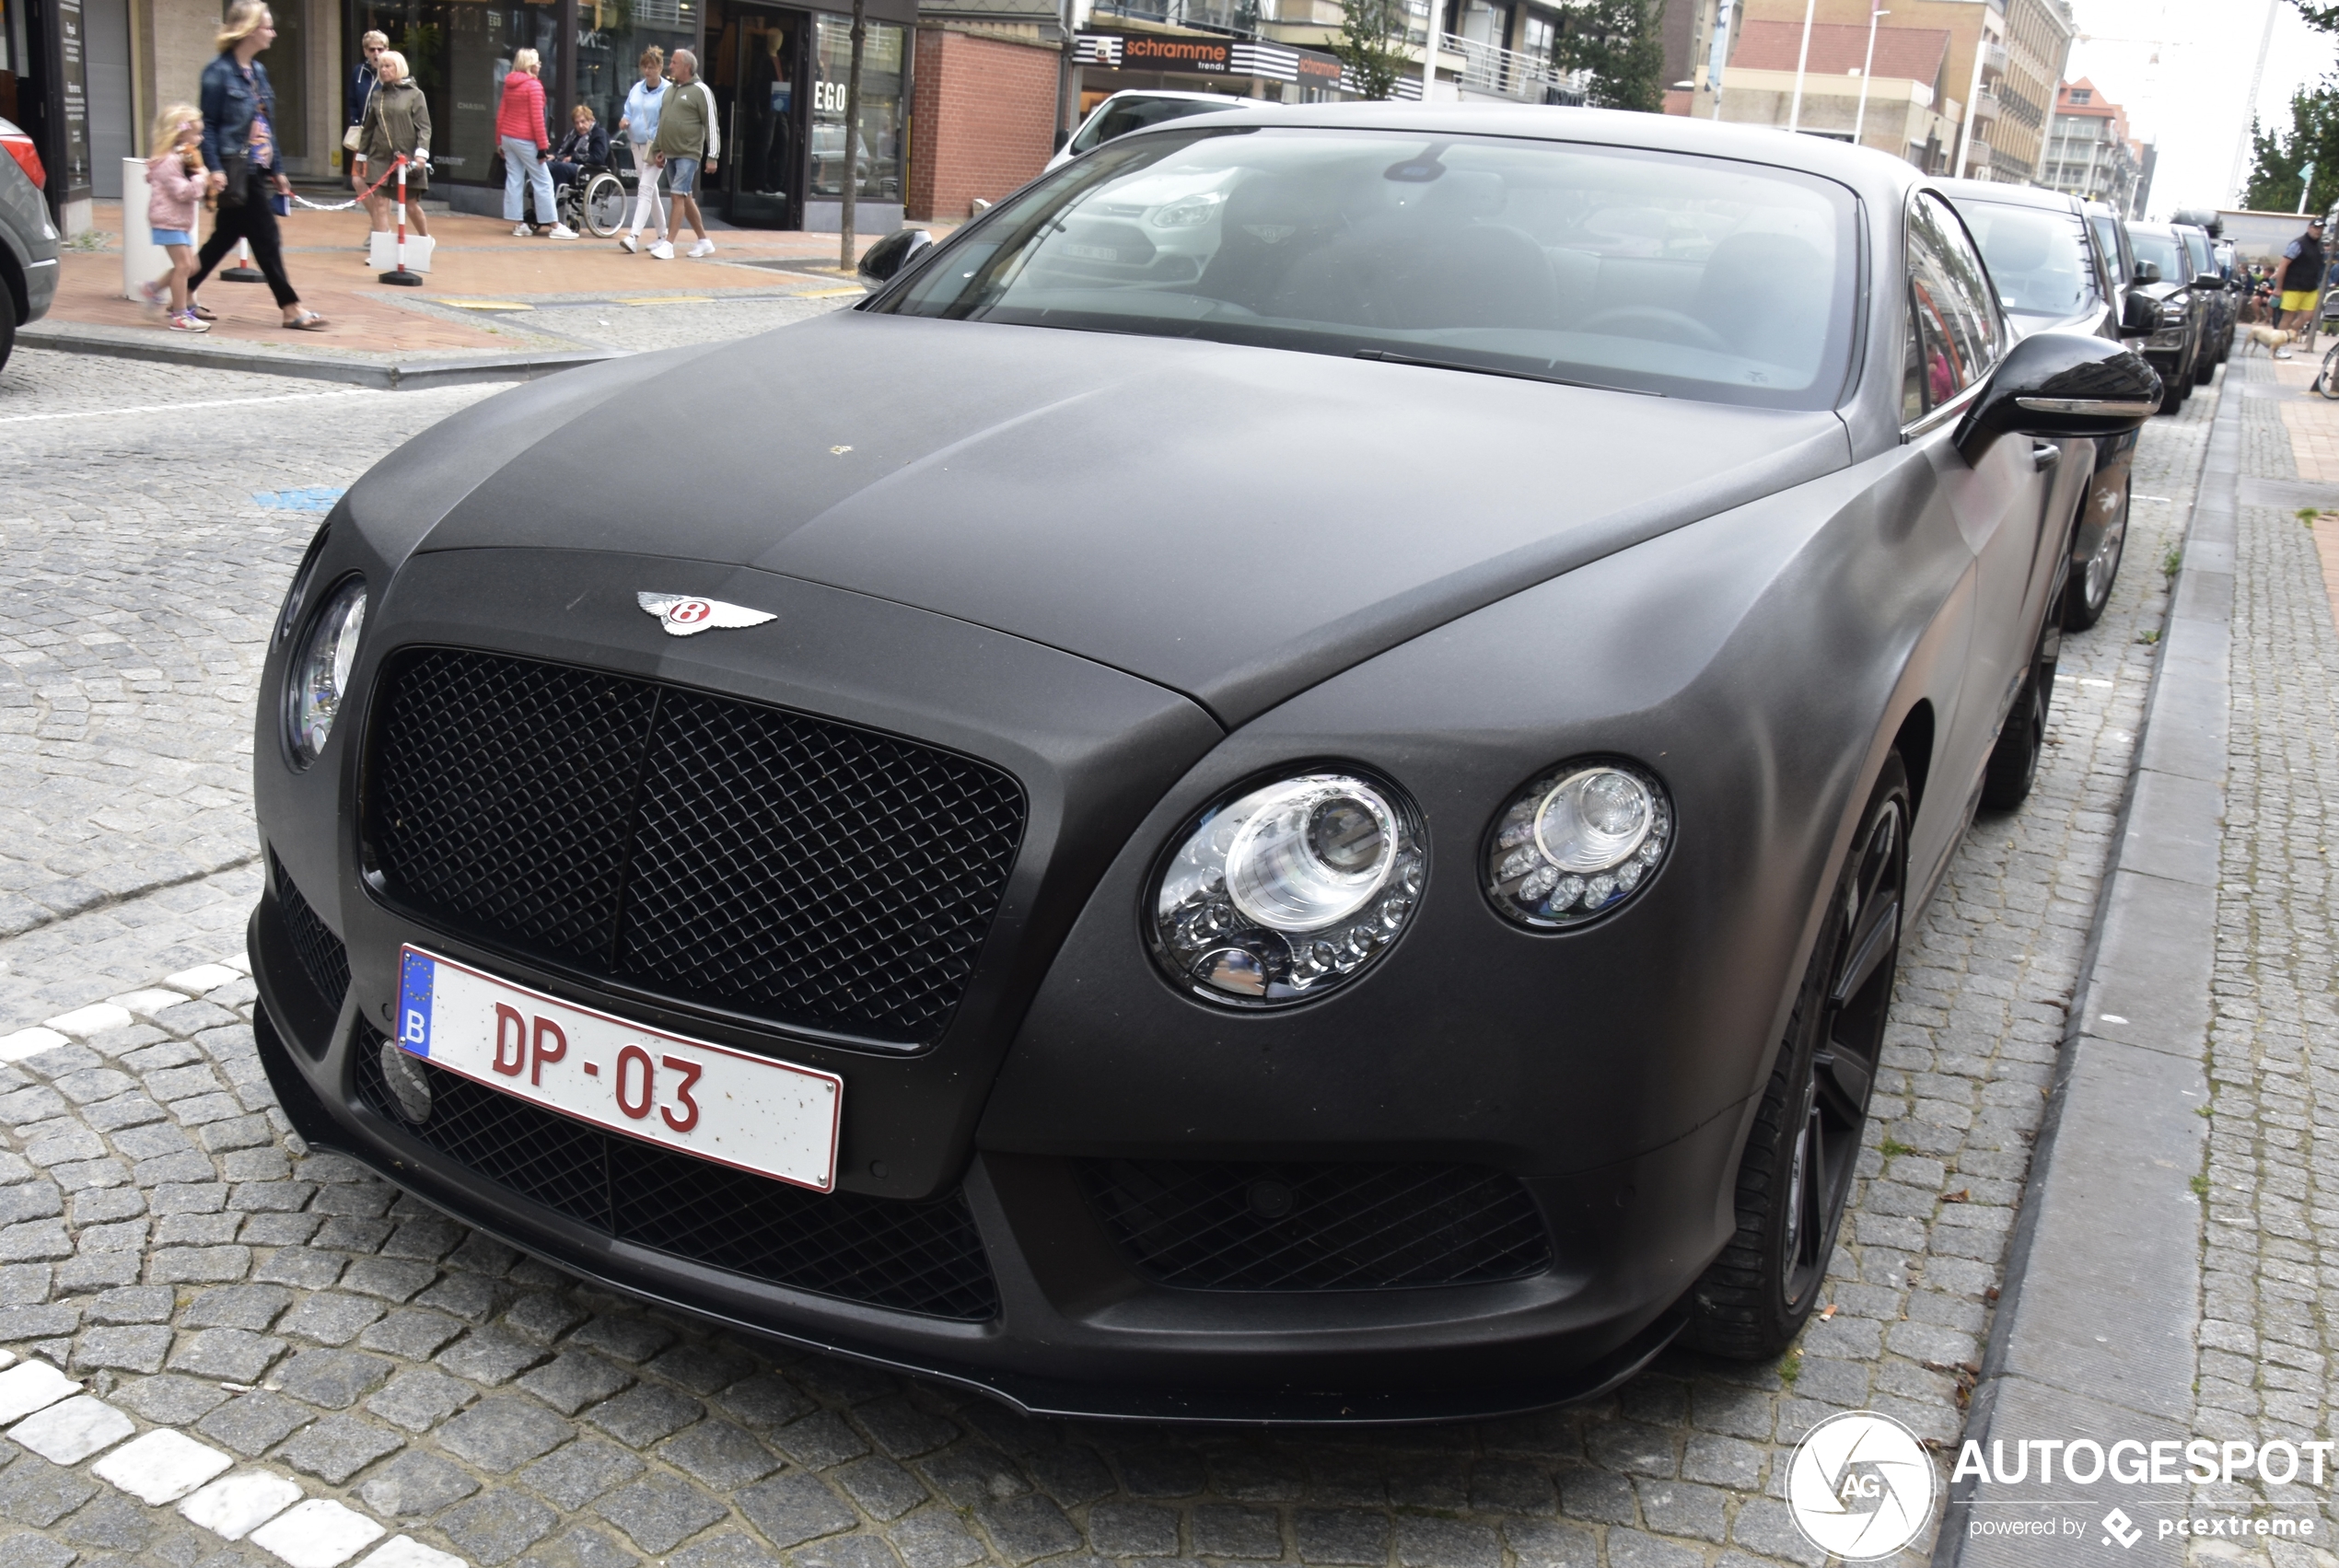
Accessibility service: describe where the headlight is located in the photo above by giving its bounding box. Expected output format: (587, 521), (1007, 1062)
(286, 577), (367, 767)
(2160, 298), (2188, 321)
(1484, 761), (1671, 929)
(1148, 192), (1224, 229)
(1151, 772), (1425, 1005)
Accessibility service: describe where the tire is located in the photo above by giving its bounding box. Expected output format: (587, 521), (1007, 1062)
(2065, 481), (2127, 631)
(0, 298), (14, 377)
(2157, 362), (2186, 413)
(1981, 582), (2063, 811)
(583, 173), (628, 238)
(2194, 341), (2217, 384)
(2318, 342), (2339, 400)
(1684, 753), (1909, 1361)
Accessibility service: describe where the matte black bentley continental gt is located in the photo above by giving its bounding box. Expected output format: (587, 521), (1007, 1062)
(250, 104), (2158, 1422)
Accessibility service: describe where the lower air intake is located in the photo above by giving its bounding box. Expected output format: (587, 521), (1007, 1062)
(354, 1040), (998, 1320)
(274, 857), (350, 1017)
(1078, 1159), (1552, 1291)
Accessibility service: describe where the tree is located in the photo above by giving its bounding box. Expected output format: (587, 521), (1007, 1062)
(837, 0), (867, 272)
(2243, 82), (2339, 215)
(1551, 0), (1665, 112)
(1332, 0), (1412, 102)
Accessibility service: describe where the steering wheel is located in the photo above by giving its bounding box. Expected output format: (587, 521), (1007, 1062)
(1574, 306), (1732, 354)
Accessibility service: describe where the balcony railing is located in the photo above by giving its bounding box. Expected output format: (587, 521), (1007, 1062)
(1970, 86), (2001, 122)
(1440, 31), (1588, 104)
(1090, 0), (1261, 33)
(1981, 41), (2007, 78)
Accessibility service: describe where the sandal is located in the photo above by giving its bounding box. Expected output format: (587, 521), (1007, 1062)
(284, 311), (329, 331)
(189, 304), (218, 321)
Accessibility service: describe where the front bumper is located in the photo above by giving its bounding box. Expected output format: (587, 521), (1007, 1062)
(251, 886), (1718, 1422)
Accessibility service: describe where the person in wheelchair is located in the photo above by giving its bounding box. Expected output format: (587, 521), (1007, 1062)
(542, 105), (630, 237)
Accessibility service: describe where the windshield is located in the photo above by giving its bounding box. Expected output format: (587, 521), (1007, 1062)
(874, 127), (1862, 409)
(2089, 215), (2127, 285)
(1961, 202), (2099, 317)
(2129, 227), (2184, 284)
(1067, 97), (1239, 157)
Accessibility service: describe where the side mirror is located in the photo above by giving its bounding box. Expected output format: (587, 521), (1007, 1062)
(2193, 272), (2226, 292)
(2118, 291), (2160, 338)
(2134, 258), (2161, 284)
(1956, 331), (2161, 464)
(856, 227), (935, 285)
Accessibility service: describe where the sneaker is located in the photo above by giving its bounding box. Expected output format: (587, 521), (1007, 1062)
(549, 224), (580, 240)
(620, 232), (639, 253)
(512, 223), (534, 238)
(688, 238), (716, 258)
(138, 279), (167, 313)
(649, 239), (675, 260)
(169, 311), (209, 333)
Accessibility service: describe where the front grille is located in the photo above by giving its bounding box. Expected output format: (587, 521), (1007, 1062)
(367, 649), (1026, 1046)
(273, 856), (350, 1017)
(355, 1040), (999, 1319)
(1079, 1160), (1552, 1291)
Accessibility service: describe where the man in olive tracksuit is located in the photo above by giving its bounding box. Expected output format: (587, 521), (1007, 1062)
(649, 48), (720, 260)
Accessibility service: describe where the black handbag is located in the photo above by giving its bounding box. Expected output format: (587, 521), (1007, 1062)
(218, 151), (251, 208)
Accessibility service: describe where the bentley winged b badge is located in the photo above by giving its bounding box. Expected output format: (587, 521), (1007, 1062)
(637, 593), (778, 637)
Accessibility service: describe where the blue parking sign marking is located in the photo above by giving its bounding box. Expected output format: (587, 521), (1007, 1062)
(397, 949), (435, 1057)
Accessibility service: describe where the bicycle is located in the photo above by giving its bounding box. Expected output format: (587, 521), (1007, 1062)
(2315, 336), (2339, 400)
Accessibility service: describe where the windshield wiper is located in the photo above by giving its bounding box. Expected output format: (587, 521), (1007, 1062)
(1353, 349), (1663, 397)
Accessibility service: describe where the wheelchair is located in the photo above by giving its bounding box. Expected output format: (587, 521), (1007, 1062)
(523, 155), (629, 238)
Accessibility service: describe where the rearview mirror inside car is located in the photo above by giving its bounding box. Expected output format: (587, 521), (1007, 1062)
(1956, 331), (2161, 464)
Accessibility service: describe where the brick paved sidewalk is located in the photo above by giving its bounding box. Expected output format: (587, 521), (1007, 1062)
(2182, 354), (2339, 1557)
(0, 348), (2225, 1568)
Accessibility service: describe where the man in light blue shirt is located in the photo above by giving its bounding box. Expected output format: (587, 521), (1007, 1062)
(617, 44), (669, 252)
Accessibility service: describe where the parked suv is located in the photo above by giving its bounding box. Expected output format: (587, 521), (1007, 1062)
(2124, 221), (2210, 412)
(2176, 223), (2235, 383)
(1938, 178), (2143, 628)
(0, 116), (58, 373)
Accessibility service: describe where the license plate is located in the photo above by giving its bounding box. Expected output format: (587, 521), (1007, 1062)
(394, 947), (842, 1192)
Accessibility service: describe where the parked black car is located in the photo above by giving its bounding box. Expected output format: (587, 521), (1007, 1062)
(1939, 178), (2145, 629)
(250, 105), (2158, 1420)
(2125, 221), (2211, 411)
(0, 117), (60, 373)
(2176, 223), (2235, 383)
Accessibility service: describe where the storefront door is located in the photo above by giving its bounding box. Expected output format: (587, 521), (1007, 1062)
(704, 0), (803, 228)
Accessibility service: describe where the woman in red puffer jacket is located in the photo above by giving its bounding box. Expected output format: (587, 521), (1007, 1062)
(495, 48), (573, 238)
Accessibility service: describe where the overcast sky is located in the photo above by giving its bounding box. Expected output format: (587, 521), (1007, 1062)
(2062, 0), (2333, 216)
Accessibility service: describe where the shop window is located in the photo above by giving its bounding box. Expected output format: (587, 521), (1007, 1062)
(810, 14), (900, 203)
(255, 0), (304, 157)
(576, 0), (692, 152)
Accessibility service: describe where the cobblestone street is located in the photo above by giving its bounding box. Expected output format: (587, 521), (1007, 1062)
(0, 343), (2228, 1568)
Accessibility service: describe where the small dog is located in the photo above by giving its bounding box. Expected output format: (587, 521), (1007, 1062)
(2241, 323), (2296, 357)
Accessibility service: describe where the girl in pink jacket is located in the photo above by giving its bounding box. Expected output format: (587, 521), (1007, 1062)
(141, 105), (210, 332)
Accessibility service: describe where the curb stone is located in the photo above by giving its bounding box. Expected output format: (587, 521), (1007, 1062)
(17, 320), (612, 389)
(1935, 380), (2238, 1566)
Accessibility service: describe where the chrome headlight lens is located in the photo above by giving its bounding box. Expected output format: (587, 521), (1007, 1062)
(286, 577), (367, 767)
(1485, 761), (1671, 929)
(1152, 772), (1425, 1005)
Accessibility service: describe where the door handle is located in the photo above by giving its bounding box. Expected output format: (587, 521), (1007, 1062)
(2031, 442), (2061, 470)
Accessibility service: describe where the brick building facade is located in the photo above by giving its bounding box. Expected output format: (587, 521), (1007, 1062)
(907, 27), (1060, 222)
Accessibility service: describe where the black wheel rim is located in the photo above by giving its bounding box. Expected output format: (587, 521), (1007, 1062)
(1782, 797), (1904, 1310)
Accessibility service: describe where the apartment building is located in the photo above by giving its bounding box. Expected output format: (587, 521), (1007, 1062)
(2038, 76), (2145, 216)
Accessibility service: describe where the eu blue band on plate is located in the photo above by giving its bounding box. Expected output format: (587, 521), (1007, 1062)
(398, 950), (435, 1056)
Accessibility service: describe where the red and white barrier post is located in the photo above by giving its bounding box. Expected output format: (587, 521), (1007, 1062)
(378, 156), (422, 286)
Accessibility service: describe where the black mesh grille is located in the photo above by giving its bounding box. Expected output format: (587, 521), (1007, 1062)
(273, 857), (350, 1016)
(1078, 1160), (1552, 1291)
(368, 649), (1026, 1045)
(354, 1040), (998, 1319)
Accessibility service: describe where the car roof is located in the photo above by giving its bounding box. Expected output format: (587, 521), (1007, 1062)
(1116, 102), (1928, 210)
(1091, 89), (1264, 108)
(2127, 221), (2177, 235)
(1931, 178), (2081, 214)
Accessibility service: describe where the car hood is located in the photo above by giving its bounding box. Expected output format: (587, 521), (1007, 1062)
(382, 310), (1852, 726)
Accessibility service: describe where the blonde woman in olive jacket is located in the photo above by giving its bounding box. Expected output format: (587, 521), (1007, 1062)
(355, 51), (431, 238)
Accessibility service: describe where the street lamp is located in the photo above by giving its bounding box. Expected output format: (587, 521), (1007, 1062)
(1852, 7), (1887, 147)
(1786, 0), (1817, 134)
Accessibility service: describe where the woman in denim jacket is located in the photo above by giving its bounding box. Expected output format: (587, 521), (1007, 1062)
(188, 0), (325, 329)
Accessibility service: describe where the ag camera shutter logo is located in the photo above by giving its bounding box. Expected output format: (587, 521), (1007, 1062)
(1786, 1411), (1939, 1560)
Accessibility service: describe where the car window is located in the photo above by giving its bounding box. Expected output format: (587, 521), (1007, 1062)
(2181, 230), (2212, 282)
(1905, 192), (2002, 414)
(1960, 202), (2100, 318)
(2089, 214), (2130, 286)
(1066, 97), (1235, 157)
(2128, 227), (2183, 283)
(876, 127), (1864, 411)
